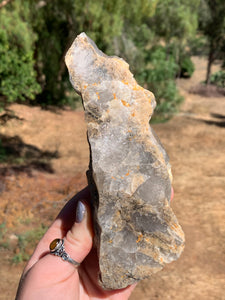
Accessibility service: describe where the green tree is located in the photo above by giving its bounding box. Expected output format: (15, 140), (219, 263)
(28, 0), (157, 105)
(0, 0), (199, 120)
(0, 1), (41, 107)
(150, 0), (199, 42)
(136, 46), (183, 119)
(118, 0), (199, 118)
(198, 0), (225, 84)
(148, 0), (199, 69)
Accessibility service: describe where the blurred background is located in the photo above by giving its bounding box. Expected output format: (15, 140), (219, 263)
(0, 0), (224, 299)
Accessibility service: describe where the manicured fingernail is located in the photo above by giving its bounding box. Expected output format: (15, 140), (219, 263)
(75, 201), (86, 223)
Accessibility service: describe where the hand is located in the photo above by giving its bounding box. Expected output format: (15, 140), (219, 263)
(16, 187), (136, 300)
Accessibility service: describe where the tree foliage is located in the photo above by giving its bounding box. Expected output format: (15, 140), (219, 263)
(209, 70), (225, 88)
(27, 0), (158, 105)
(149, 0), (199, 43)
(0, 0), (202, 118)
(137, 46), (183, 119)
(198, 0), (225, 83)
(0, 2), (41, 106)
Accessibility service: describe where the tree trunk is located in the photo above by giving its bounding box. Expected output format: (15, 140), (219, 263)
(206, 41), (214, 85)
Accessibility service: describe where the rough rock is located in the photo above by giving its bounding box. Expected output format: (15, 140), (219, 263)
(65, 32), (185, 290)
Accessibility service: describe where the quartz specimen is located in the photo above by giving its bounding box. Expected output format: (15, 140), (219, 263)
(65, 33), (185, 290)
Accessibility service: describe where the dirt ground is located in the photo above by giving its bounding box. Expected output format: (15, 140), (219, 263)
(0, 57), (224, 299)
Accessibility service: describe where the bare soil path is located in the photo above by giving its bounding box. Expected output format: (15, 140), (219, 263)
(0, 57), (224, 299)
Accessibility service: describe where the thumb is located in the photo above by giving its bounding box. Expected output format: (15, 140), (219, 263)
(16, 201), (94, 299)
(24, 200), (93, 286)
(63, 200), (94, 264)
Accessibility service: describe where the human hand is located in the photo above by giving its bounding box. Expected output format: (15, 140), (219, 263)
(16, 187), (136, 300)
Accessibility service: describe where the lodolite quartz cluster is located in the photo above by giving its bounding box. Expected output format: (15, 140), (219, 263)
(65, 32), (185, 290)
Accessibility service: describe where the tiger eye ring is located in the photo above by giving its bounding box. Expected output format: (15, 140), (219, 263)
(49, 238), (80, 267)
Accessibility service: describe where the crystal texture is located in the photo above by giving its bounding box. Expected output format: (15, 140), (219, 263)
(65, 33), (185, 290)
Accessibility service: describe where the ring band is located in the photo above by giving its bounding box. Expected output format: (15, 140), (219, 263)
(49, 238), (80, 267)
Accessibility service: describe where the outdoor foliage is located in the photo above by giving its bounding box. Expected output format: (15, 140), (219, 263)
(137, 46), (183, 118)
(12, 224), (48, 263)
(179, 56), (195, 78)
(198, 0), (225, 83)
(0, 219), (48, 264)
(0, 3), (41, 106)
(209, 70), (225, 88)
(1, 0), (223, 118)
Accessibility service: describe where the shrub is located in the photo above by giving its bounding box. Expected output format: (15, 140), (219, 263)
(0, 6), (41, 107)
(209, 70), (225, 88)
(12, 224), (48, 264)
(137, 46), (183, 120)
(179, 56), (195, 78)
(188, 35), (209, 56)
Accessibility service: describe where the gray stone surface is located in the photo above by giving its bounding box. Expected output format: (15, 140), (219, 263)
(65, 32), (185, 290)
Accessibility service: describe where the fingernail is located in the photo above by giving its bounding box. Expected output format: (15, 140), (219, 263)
(75, 201), (86, 223)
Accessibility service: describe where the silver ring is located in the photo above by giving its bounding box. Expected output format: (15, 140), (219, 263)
(49, 238), (80, 267)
